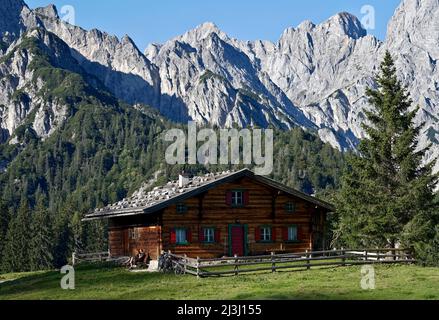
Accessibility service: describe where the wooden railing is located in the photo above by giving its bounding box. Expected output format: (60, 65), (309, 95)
(72, 250), (111, 265)
(168, 248), (415, 278)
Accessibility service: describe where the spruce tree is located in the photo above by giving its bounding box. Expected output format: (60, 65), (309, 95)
(29, 198), (54, 271)
(0, 200), (10, 264)
(52, 202), (74, 268)
(335, 51), (438, 251)
(2, 200), (32, 272)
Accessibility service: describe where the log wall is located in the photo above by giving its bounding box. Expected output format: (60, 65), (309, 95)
(161, 177), (328, 258)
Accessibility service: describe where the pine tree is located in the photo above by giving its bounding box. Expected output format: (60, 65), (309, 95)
(71, 211), (85, 252)
(335, 51), (439, 251)
(52, 202), (74, 268)
(0, 200), (10, 263)
(29, 198), (54, 271)
(1, 200), (32, 272)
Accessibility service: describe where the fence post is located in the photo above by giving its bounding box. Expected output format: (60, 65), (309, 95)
(376, 248), (380, 262)
(108, 249), (111, 260)
(365, 250), (368, 262)
(72, 252), (76, 266)
(306, 250), (310, 270)
(183, 254), (187, 275)
(341, 247), (346, 266)
(234, 254), (239, 276)
(271, 252), (276, 273)
(196, 257), (200, 279)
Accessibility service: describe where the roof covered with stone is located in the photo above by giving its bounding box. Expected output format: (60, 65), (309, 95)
(83, 169), (334, 220)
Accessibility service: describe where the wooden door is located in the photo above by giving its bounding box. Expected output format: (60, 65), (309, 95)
(229, 225), (245, 257)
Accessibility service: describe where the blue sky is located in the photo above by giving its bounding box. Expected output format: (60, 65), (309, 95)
(27, 0), (402, 51)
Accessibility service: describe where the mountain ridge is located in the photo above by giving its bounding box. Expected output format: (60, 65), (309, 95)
(1, 0), (439, 171)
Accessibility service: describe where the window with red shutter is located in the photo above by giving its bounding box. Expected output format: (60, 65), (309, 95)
(215, 228), (221, 243)
(201, 228), (215, 243)
(287, 225), (298, 241)
(228, 190), (247, 207)
(174, 228), (188, 244)
(272, 227), (276, 242)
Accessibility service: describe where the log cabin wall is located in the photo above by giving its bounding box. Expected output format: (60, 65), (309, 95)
(108, 228), (125, 257)
(108, 214), (162, 259)
(108, 227), (162, 260)
(161, 176), (327, 258)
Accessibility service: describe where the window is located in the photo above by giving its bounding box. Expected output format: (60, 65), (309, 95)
(285, 202), (296, 213)
(176, 203), (187, 214)
(204, 228), (215, 243)
(176, 228), (187, 244)
(288, 225), (298, 241)
(261, 226), (272, 242)
(129, 228), (138, 240)
(232, 190), (244, 206)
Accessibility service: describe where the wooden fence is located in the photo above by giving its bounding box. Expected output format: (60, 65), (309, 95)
(168, 248), (415, 278)
(72, 250), (112, 265)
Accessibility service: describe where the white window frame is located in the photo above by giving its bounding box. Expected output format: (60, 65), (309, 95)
(129, 228), (138, 240)
(261, 227), (272, 242)
(176, 228), (187, 244)
(204, 228), (215, 243)
(232, 190), (244, 206)
(288, 225), (298, 241)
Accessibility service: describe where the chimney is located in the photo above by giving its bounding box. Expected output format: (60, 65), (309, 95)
(179, 171), (190, 188)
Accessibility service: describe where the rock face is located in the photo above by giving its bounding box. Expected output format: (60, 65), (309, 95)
(148, 22), (308, 128)
(0, 28), (80, 142)
(386, 0), (439, 171)
(37, 12), (161, 107)
(2, 0), (439, 170)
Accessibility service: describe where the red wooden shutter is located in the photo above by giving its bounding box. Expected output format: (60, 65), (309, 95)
(199, 227), (205, 242)
(226, 191), (232, 206)
(187, 228), (192, 243)
(255, 227), (261, 241)
(215, 229), (221, 243)
(297, 225), (303, 241)
(272, 227), (276, 242)
(243, 191), (249, 206)
(282, 227), (289, 241)
(170, 228), (176, 244)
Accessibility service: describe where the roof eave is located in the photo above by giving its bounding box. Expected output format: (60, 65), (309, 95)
(82, 168), (335, 221)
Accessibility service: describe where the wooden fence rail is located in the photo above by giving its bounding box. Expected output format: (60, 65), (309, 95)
(167, 248), (415, 278)
(72, 250), (111, 265)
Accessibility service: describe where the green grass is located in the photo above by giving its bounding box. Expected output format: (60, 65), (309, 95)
(0, 263), (438, 300)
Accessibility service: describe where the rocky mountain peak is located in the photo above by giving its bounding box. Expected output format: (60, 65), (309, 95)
(178, 21), (228, 44)
(321, 12), (367, 39)
(34, 4), (59, 19)
(121, 34), (137, 48)
(296, 20), (316, 32)
(144, 43), (162, 61)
